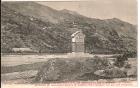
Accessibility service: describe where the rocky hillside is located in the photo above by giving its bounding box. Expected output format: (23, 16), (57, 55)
(1, 3), (72, 53)
(1, 2), (137, 54)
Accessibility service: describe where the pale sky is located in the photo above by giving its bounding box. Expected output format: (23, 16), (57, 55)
(37, 0), (137, 24)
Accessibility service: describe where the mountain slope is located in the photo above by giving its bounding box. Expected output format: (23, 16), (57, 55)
(1, 2), (137, 54)
(1, 3), (72, 53)
(1, 2), (87, 24)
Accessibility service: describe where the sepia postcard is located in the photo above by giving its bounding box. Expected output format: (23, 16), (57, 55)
(1, 0), (138, 88)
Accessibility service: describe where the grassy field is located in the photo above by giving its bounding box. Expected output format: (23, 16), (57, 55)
(1, 54), (67, 66)
(1, 54), (137, 84)
(1, 53), (114, 73)
(1, 53), (117, 66)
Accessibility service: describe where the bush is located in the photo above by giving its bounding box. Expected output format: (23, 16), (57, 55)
(83, 56), (112, 71)
(124, 51), (137, 58)
(114, 54), (128, 68)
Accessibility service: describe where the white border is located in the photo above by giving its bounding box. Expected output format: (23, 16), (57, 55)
(1, 0), (87, 1)
(1, 0), (139, 88)
(138, 0), (139, 87)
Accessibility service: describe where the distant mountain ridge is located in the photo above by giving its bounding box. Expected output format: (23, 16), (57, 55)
(1, 2), (137, 54)
(1, 2), (88, 23)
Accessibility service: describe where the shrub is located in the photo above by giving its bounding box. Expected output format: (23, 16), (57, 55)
(124, 51), (137, 58)
(114, 54), (128, 68)
(84, 56), (111, 71)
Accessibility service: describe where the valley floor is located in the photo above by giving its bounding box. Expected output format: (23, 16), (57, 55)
(1, 53), (137, 84)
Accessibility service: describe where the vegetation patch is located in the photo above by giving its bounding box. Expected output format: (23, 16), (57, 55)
(34, 56), (112, 83)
